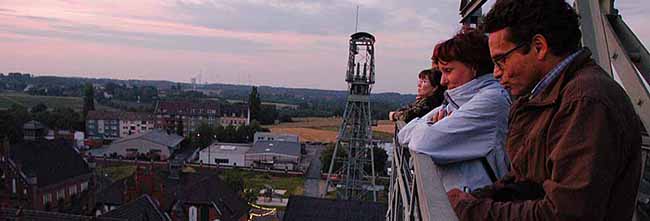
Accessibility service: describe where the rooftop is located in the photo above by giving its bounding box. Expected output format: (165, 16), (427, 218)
(8, 139), (92, 187)
(249, 140), (301, 157)
(100, 194), (171, 221)
(113, 129), (183, 148)
(202, 142), (251, 155)
(283, 195), (387, 221)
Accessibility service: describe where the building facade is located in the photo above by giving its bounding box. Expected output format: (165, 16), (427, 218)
(86, 111), (120, 140)
(198, 142), (250, 167)
(155, 101), (250, 136)
(86, 111), (155, 140)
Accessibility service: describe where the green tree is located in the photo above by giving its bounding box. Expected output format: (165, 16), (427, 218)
(193, 123), (215, 149)
(320, 143), (347, 173)
(82, 83), (95, 120)
(248, 86), (261, 122)
(368, 146), (388, 176)
(0, 105), (31, 143)
(30, 103), (48, 113)
(257, 105), (278, 125)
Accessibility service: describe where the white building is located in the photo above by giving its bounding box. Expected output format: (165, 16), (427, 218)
(198, 142), (251, 167)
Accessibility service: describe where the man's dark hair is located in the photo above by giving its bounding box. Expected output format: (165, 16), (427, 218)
(433, 29), (494, 77)
(483, 0), (582, 56)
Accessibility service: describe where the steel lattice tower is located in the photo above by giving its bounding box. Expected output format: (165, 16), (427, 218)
(323, 32), (377, 201)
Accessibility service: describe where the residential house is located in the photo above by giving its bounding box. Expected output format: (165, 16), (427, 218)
(0, 121), (95, 214)
(154, 101), (220, 136)
(219, 104), (249, 127)
(99, 194), (171, 221)
(119, 112), (155, 138)
(86, 111), (120, 140)
(96, 161), (249, 221)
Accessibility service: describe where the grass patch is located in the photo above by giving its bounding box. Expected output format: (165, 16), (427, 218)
(0, 92), (115, 111)
(98, 165), (136, 182)
(221, 169), (304, 197)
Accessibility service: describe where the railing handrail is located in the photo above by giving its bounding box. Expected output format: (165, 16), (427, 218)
(388, 121), (459, 221)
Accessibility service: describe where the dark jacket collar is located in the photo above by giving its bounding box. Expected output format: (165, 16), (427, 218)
(523, 48), (594, 106)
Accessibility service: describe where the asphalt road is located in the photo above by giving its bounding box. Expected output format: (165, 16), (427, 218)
(303, 144), (325, 197)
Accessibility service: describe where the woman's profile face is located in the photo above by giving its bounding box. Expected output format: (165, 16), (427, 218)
(438, 60), (474, 90)
(417, 76), (437, 98)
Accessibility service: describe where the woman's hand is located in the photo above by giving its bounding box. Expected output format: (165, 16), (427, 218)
(431, 109), (452, 123)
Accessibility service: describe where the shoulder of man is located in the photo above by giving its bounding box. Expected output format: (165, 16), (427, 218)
(562, 60), (632, 110)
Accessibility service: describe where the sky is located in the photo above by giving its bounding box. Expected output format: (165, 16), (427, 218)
(1, 0), (649, 94)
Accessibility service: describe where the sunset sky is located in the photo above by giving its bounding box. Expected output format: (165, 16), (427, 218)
(1, 0), (648, 93)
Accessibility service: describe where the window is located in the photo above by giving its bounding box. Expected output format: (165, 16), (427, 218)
(80, 182), (88, 192)
(43, 193), (52, 204)
(69, 185), (77, 196)
(57, 189), (65, 199)
(215, 158), (229, 164)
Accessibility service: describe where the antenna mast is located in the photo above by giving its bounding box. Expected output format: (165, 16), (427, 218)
(355, 6), (360, 32)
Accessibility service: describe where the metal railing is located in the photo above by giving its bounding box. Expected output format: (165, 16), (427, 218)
(386, 121), (458, 221)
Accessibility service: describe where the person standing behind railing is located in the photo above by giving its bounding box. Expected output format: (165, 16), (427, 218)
(397, 29), (511, 192)
(446, 0), (642, 220)
(389, 69), (446, 123)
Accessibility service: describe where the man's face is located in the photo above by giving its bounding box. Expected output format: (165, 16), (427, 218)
(489, 29), (542, 96)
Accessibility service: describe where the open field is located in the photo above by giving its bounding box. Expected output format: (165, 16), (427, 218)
(0, 92), (116, 111)
(268, 117), (396, 142)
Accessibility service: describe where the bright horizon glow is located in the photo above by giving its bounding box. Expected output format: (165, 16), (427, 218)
(1, 0), (648, 94)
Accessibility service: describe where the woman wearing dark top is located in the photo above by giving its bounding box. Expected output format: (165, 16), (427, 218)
(390, 69), (446, 122)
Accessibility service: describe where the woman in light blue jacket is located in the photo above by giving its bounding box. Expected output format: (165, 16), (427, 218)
(398, 29), (511, 192)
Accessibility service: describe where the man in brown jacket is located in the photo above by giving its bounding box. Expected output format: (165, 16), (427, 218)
(446, 0), (643, 220)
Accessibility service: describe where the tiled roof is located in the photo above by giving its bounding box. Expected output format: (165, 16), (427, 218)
(96, 177), (127, 205)
(96, 169), (249, 221)
(9, 139), (92, 187)
(283, 196), (387, 221)
(101, 194), (171, 221)
(179, 173), (249, 221)
(249, 141), (301, 157)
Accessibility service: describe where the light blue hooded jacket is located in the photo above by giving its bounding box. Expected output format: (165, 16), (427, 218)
(397, 74), (511, 191)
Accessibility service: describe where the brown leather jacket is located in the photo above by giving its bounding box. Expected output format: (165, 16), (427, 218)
(448, 49), (642, 220)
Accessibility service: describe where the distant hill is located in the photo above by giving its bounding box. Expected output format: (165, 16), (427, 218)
(0, 73), (415, 119)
